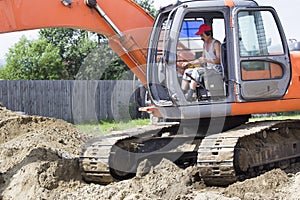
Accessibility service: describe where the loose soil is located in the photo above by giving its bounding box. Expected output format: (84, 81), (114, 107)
(0, 106), (299, 200)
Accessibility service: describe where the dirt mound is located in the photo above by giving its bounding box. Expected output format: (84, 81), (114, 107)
(0, 106), (300, 199)
(224, 169), (289, 199)
(51, 159), (205, 200)
(0, 106), (90, 199)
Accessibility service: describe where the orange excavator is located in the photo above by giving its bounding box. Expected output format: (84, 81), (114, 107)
(1, 0), (300, 186)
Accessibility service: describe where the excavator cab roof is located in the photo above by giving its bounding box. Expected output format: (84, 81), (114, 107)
(158, 0), (259, 12)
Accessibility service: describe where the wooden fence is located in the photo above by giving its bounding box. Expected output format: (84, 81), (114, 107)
(0, 80), (147, 123)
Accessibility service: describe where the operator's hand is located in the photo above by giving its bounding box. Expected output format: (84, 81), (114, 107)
(182, 62), (192, 68)
(198, 57), (205, 63)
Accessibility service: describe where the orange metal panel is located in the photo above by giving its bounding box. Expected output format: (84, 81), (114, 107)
(231, 99), (300, 116)
(232, 52), (300, 116)
(224, 0), (235, 7)
(0, 0), (154, 85)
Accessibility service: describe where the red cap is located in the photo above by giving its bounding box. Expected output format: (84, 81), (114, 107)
(195, 24), (212, 35)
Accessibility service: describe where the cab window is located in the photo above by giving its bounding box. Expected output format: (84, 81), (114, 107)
(238, 10), (284, 57)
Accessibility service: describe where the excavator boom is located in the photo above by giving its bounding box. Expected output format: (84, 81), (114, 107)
(0, 0), (154, 84)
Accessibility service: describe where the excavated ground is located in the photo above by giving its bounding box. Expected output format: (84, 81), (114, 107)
(0, 105), (300, 200)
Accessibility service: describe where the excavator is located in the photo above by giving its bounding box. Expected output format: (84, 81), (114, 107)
(1, 0), (300, 186)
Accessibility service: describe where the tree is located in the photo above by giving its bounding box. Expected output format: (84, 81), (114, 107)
(1, 0), (157, 80)
(76, 40), (132, 80)
(0, 36), (66, 80)
(135, 0), (157, 17)
(39, 28), (97, 79)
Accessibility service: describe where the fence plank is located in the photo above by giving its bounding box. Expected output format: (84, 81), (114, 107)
(0, 80), (141, 123)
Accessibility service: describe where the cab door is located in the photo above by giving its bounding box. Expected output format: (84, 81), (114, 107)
(234, 7), (291, 101)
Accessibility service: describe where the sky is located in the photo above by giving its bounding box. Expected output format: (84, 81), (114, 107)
(0, 0), (299, 61)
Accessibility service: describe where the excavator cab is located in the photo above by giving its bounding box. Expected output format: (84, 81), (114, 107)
(147, 0), (291, 120)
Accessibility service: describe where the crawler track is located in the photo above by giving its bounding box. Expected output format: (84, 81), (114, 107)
(80, 123), (189, 183)
(80, 119), (300, 186)
(198, 120), (300, 186)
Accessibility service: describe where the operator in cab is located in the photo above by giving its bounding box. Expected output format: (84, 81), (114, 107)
(181, 23), (222, 101)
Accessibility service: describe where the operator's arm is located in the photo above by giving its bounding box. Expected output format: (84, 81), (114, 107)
(182, 40), (221, 68)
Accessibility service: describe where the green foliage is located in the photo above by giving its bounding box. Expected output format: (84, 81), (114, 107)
(250, 113), (300, 122)
(39, 28), (97, 79)
(135, 0), (157, 17)
(40, 28), (132, 80)
(1, 0), (157, 80)
(76, 40), (133, 80)
(0, 36), (66, 80)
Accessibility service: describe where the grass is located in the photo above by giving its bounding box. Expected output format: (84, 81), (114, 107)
(249, 114), (300, 122)
(76, 118), (151, 136)
(76, 114), (300, 136)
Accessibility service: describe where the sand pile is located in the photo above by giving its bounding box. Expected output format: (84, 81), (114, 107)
(0, 106), (299, 200)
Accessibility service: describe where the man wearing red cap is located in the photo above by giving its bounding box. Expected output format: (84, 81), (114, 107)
(181, 23), (222, 101)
